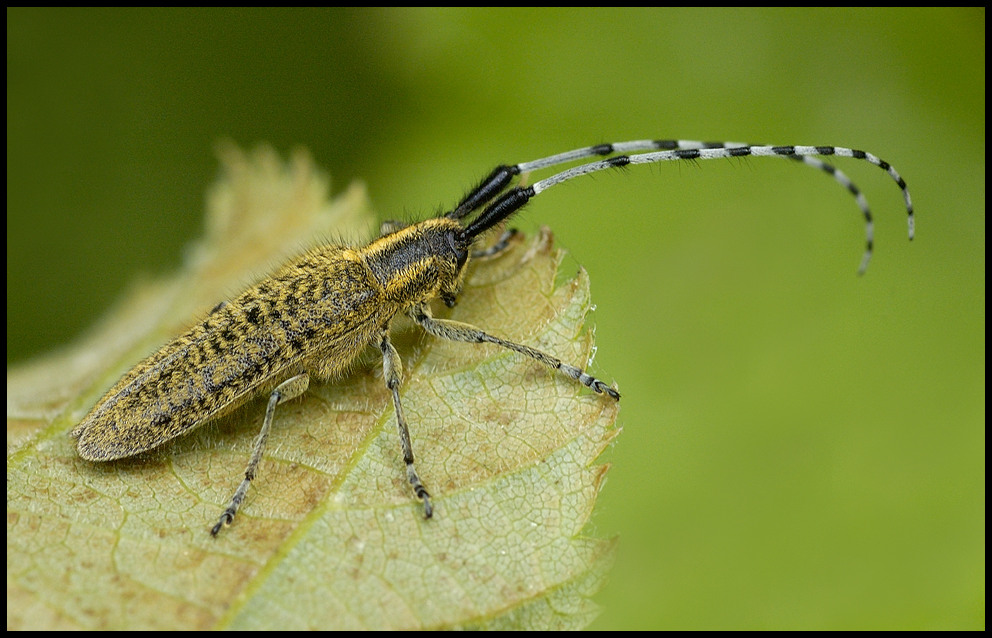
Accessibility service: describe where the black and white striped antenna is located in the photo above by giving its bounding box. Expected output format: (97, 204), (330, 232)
(450, 140), (913, 274)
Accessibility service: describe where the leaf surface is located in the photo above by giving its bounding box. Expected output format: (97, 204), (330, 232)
(6, 145), (619, 630)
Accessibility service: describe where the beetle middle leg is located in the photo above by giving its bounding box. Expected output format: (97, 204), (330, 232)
(379, 327), (433, 518)
(211, 372), (310, 536)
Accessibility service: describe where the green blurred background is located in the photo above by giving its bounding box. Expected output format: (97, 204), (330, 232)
(7, 8), (984, 630)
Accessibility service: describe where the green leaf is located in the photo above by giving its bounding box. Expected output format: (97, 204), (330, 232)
(6, 144), (619, 630)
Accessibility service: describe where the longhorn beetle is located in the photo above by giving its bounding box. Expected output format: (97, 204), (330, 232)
(71, 139), (914, 535)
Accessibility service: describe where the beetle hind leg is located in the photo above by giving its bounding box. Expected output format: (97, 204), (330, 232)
(211, 373), (309, 536)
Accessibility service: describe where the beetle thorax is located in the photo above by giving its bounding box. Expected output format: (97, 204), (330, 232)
(362, 217), (469, 307)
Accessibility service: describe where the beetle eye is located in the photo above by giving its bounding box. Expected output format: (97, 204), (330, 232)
(446, 231), (468, 268)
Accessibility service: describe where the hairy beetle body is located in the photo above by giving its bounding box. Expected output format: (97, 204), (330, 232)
(72, 139), (912, 535)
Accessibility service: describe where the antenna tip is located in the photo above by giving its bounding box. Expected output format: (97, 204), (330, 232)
(857, 253), (871, 276)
